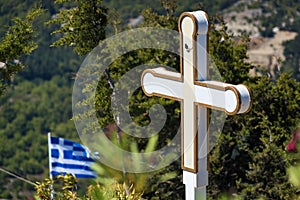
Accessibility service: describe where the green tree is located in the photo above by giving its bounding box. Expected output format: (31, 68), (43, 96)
(47, 0), (108, 56)
(0, 7), (43, 96)
(49, 0), (183, 199)
(208, 19), (299, 199)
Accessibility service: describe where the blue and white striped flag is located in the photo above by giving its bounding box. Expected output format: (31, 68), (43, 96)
(48, 133), (97, 179)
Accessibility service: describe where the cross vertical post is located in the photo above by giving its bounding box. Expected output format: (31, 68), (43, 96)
(141, 10), (252, 200)
(179, 11), (209, 200)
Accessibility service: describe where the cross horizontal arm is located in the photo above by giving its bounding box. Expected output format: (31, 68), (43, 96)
(141, 68), (184, 100)
(141, 68), (252, 116)
(195, 81), (252, 115)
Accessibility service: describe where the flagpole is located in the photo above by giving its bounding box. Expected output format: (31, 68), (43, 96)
(48, 132), (54, 199)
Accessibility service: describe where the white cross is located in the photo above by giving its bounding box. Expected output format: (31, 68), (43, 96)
(141, 11), (252, 200)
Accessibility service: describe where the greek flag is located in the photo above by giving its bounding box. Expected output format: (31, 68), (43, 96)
(48, 133), (97, 179)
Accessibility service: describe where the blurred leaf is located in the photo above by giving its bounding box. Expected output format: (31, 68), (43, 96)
(288, 166), (300, 187)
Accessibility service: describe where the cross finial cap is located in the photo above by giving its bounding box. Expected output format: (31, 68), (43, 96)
(179, 11), (209, 35)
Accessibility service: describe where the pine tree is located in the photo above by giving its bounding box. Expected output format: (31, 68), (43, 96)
(0, 7), (43, 96)
(47, 0), (107, 56)
(208, 18), (299, 200)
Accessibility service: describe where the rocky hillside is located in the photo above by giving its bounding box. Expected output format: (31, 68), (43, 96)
(223, 0), (298, 76)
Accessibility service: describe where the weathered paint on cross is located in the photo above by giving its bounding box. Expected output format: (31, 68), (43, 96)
(141, 10), (252, 200)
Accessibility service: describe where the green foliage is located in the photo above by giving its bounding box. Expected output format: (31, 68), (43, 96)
(288, 166), (300, 187)
(207, 9), (300, 200)
(0, 7), (43, 95)
(209, 75), (299, 198)
(91, 133), (177, 197)
(47, 0), (108, 55)
(0, 0), (86, 81)
(0, 76), (78, 198)
(209, 16), (254, 84)
(35, 174), (143, 200)
(34, 135), (176, 199)
(286, 143), (300, 200)
(35, 178), (54, 200)
(36, 174), (80, 200)
(70, 2), (183, 199)
(208, 18), (300, 199)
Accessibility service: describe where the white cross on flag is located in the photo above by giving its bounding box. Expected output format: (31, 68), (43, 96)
(48, 133), (97, 179)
